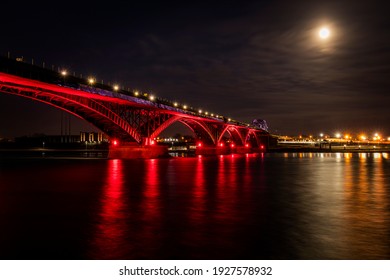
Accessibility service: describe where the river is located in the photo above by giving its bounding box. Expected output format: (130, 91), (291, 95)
(0, 152), (389, 259)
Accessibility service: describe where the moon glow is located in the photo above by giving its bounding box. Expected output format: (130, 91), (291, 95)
(319, 27), (330, 39)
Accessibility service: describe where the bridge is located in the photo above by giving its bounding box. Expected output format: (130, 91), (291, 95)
(0, 56), (271, 158)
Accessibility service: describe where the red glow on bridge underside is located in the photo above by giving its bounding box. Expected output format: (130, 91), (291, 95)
(0, 73), (129, 104)
(0, 72), (269, 149)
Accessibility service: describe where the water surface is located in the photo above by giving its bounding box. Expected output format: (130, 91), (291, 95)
(0, 153), (389, 259)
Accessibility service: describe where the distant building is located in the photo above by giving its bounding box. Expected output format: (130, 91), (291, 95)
(79, 132), (105, 143)
(13, 132), (108, 147)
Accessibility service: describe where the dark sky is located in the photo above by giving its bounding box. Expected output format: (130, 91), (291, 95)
(1, 0), (389, 138)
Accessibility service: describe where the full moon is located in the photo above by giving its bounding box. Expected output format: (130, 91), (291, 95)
(319, 27), (330, 39)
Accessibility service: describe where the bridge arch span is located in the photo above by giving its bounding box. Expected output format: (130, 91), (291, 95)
(0, 74), (143, 142)
(244, 129), (260, 147)
(1, 62), (272, 158)
(178, 118), (216, 145)
(217, 125), (246, 146)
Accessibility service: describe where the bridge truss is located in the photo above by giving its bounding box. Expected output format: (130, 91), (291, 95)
(0, 59), (269, 149)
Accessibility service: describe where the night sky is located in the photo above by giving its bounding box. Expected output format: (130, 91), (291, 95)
(1, 0), (389, 138)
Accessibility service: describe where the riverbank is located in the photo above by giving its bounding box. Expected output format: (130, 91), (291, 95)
(0, 148), (108, 159)
(269, 143), (390, 153)
(1, 145), (389, 160)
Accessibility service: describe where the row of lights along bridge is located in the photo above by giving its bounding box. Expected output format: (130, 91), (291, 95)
(59, 69), (242, 126)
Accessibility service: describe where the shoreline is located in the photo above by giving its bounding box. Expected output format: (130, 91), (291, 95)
(0, 146), (389, 161)
(268, 147), (390, 153)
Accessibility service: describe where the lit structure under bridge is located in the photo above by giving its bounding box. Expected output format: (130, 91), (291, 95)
(0, 56), (271, 158)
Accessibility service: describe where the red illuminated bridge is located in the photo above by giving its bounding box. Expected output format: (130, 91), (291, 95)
(0, 56), (271, 158)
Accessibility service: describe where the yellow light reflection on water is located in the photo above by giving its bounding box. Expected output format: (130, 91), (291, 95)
(344, 153), (352, 159)
(373, 153), (382, 159)
(341, 151), (388, 258)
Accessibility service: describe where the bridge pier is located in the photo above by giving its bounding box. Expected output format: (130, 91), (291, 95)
(195, 145), (256, 155)
(108, 143), (169, 159)
(195, 145), (229, 155)
(195, 141), (271, 156)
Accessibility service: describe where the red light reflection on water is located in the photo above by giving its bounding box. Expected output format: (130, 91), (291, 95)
(214, 154), (240, 227)
(89, 159), (126, 258)
(190, 156), (206, 223)
(142, 159), (161, 222)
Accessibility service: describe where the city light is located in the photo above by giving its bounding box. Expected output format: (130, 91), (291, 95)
(173, 102), (178, 107)
(88, 77), (95, 85)
(149, 95), (155, 101)
(134, 91), (139, 96)
(113, 85), (119, 91)
(281, 132), (390, 143)
(61, 70), (67, 76)
(373, 133), (381, 141)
